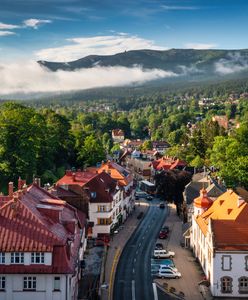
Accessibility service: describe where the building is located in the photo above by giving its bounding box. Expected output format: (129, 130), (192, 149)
(190, 189), (248, 298)
(56, 170), (122, 238)
(98, 161), (135, 221)
(112, 129), (125, 143)
(151, 156), (187, 177)
(152, 141), (170, 154)
(0, 182), (86, 300)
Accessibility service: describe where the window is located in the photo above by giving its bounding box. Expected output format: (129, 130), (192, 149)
(245, 256), (248, 271)
(0, 276), (5, 290)
(221, 276), (232, 293)
(31, 252), (45, 264)
(23, 276), (36, 290)
(11, 252), (24, 264)
(239, 277), (248, 294)
(98, 205), (106, 212)
(0, 253), (5, 264)
(54, 277), (60, 291)
(221, 255), (232, 271)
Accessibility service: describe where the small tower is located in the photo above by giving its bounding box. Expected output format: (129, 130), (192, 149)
(193, 188), (212, 216)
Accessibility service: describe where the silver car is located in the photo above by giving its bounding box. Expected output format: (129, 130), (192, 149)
(157, 269), (182, 279)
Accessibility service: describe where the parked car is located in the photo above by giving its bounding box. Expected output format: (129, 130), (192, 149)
(159, 202), (165, 209)
(159, 265), (178, 272)
(153, 249), (175, 258)
(137, 212), (144, 219)
(159, 231), (168, 239)
(147, 195), (153, 201)
(161, 226), (170, 234)
(155, 243), (164, 250)
(156, 270), (181, 279)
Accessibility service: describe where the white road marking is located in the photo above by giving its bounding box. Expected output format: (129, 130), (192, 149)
(134, 258), (136, 263)
(152, 282), (158, 300)
(142, 236), (145, 240)
(132, 280), (136, 300)
(136, 250), (139, 255)
(139, 242), (141, 247)
(133, 268), (135, 274)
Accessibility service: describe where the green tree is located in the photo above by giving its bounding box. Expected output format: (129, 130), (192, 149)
(77, 134), (105, 167)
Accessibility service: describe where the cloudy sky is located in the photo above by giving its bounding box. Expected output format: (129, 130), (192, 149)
(0, 0), (247, 95)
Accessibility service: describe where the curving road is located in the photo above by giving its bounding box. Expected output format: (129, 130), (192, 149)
(113, 200), (172, 300)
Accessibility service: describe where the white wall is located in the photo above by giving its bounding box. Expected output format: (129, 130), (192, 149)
(4, 253), (52, 266)
(0, 274), (71, 300)
(211, 252), (248, 297)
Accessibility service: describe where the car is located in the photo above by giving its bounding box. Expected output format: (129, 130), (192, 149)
(155, 243), (164, 250)
(137, 211), (144, 219)
(147, 195), (153, 201)
(161, 226), (170, 234)
(159, 231), (168, 239)
(159, 265), (178, 272)
(159, 202), (165, 209)
(153, 249), (175, 258)
(156, 270), (181, 279)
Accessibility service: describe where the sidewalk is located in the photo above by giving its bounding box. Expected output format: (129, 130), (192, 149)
(155, 203), (213, 300)
(100, 202), (149, 300)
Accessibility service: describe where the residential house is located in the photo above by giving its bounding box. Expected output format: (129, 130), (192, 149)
(55, 170), (122, 238)
(190, 189), (248, 298)
(112, 129), (125, 143)
(152, 141), (170, 154)
(0, 182), (86, 300)
(150, 156), (187, 178)
(98, 161), (135, 221)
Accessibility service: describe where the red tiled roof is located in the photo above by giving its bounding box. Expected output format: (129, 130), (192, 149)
(151, 156), (186, 171)
(56, 171), (97, 187)
(56, 171), (117, 203)
(0, 184), (86, 274)
(194, 189), (213, 209)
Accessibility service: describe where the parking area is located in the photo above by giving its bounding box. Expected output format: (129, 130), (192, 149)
(152, 204), (207, 300)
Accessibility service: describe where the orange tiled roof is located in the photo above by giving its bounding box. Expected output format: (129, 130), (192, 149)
(98, 161), (132, 186)
(195, 190), (248, 250)
(194, 189), (212, 209)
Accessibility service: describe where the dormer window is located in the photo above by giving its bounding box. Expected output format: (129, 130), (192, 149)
(91, 192), (96, 198)
(11, 252), (24, 264)
(31, 252), (45, 264)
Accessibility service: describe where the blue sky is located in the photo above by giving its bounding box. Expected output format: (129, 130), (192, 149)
(0, 0), (248, 62)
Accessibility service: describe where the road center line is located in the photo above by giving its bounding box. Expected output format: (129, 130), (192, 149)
(152, 283), (158, 300)
(134, 258), (136, 263)
(132, 280), (136, 300)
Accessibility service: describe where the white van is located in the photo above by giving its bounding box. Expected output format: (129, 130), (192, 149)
(153, 249), (175, 258)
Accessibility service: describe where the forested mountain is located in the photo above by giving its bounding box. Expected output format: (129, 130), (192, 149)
(38, 48), (248, 83)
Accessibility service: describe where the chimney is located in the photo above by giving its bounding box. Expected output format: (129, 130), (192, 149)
(8, 182), (14, 197)
(18, 177), (22, 190)
(66, 170), (72, 176)
(238, 196), (245, 207)
(72, 173), (76, 182)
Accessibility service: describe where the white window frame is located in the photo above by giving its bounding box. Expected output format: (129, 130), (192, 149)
(11, 252), (24, 264)
(31, 252), (45, 264)
(23, 276), (36, 290)
(0, 253), (5, 264)
(0, 276), (5, 290)
(54, 277), (60, 291)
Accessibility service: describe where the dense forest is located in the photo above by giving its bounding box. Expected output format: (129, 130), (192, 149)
(0, 82), (247, 192)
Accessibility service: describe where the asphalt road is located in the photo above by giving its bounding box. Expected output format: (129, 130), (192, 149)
(113, 200), (173, 300)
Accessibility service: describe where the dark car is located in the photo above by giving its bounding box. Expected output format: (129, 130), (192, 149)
(161, 226), (170, 234)
(137, 211), (144, 219)
(159, 202), (165, 209)
(159, 231), (168, 239)
(155, 243), (164, 250)
(147, 195), (153, 201)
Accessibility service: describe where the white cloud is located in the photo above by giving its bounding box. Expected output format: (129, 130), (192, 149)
(36, 34), (167, 61)
(161, 5), (199, 10)
(0, 22), (20, 30)
(0, 60), (177, 95)
(23, 19), (52, 29)
(0, 31), (16, 36)
(215, 52), (248, 74)
(184, 43), (217, 50)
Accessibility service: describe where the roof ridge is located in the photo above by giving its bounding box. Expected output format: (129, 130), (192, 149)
(21, 192), (66, 244)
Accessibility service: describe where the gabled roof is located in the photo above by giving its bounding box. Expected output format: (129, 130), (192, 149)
(151, 156), (187, 171)
(0, 184), (86, 274)
(56, 170), (97, 187)
(98, 161), (133, 186)
(195, 190), (248, 250)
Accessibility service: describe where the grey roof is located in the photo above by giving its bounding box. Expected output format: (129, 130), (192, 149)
(206, 183), (225, 198)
